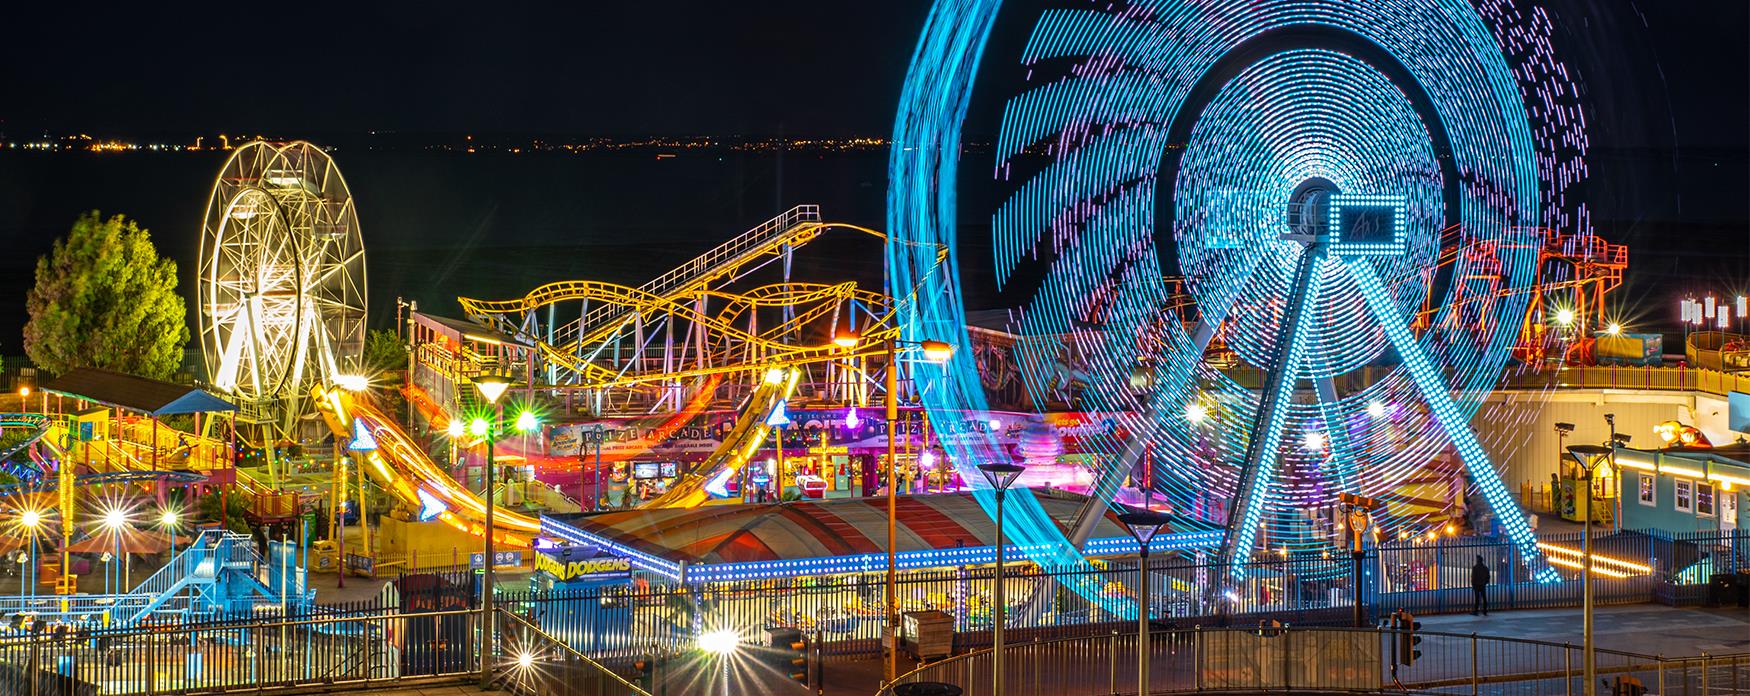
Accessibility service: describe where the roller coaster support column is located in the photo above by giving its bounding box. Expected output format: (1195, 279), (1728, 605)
(883, 336), (899, 685)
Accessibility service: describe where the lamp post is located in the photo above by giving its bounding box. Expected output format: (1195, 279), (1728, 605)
(18, 510), (42, 598)
(472, 374), (512, 689)
(587, 425), (605, 511)
(1118, 509), (1173, 696)
(1568, 444), (1611, 696)
(835, 328), (952, 685)
(977, 462), (1025, 696)
(103, 508), (128, 592)
(159, 509), (179, 564)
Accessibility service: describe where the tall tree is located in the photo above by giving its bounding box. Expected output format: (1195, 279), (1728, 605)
(24, 211), (189, 380)
(362, 328), (409, 374)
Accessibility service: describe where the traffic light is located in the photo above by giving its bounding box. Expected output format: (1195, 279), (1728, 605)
(786, 633), (810, 683)
(631, 653), (654, 688)
(1394, 610), (1422, 666)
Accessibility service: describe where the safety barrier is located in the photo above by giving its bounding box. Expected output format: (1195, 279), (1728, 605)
(880, 626), (1750, 695)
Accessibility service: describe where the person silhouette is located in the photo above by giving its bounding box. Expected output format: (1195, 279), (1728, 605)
(1470, 555), (1491, 616)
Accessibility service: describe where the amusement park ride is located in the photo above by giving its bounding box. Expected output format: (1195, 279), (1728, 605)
(0, 0), (1655, 634)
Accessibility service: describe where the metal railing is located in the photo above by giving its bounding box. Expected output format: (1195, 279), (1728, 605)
(496, 609), (652, 696)
(879, 626), (1750, 695)
(492, 529), (1745, 662)
(1498, 364), (1750, 397)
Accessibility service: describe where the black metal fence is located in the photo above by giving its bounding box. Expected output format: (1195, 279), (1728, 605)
(484, 528), (1745, 661)
(0, 529), (1740, 694)
(880, 625), (1750, 696)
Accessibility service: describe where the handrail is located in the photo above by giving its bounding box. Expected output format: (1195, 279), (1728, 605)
(497, 608), (653, 696)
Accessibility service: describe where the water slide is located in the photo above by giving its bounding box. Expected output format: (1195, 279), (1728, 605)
(640, 369), (799, 509)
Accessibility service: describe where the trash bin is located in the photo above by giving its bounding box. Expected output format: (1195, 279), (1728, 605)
(1707, 573), (1737, 607)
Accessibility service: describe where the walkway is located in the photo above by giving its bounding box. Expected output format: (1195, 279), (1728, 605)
(812, 603), (1748, 695)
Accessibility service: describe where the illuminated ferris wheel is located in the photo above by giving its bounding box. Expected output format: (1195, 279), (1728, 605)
(890, 0), (1593, 584)
(199, 141), (367, 438)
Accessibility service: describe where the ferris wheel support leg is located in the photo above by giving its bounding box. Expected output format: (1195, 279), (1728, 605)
(1216, 249), (1325, 586)
(1346, 261), (1557, 583)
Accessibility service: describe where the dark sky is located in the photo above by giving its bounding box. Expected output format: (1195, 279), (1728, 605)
(1, 2), (930, 137)
(0, 0), (1745, 341)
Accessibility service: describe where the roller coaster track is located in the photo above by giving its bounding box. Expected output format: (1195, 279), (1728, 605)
(640, 367), (799, 508)
(456, 205), (941, 390)
(0, 413), (53, 480)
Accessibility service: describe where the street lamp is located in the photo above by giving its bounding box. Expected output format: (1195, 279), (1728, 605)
(1567, 444), (1611, 696)
(1117, 509), (1173, 696)
(103, 508), (128, 592)
(159, 509), (180, 562)
(473, 373), (512, 689)
(17, 510), (42, 598)
(977, 462), (1025, 696)
(837, 328), (955, 685)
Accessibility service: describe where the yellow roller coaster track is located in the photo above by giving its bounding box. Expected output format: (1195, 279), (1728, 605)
(455, 206), (945, 391)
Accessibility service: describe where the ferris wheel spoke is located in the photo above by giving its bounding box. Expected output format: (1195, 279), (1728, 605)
(1347, 260), (1557, 583)
(214, 310), (252, 392)
(308, 248), (365, 286)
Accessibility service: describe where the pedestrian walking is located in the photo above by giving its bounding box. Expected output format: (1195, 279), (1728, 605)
(1470, 555), (1490, 615)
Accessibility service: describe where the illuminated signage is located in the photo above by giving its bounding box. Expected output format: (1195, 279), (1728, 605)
(535, 552), (632, 581)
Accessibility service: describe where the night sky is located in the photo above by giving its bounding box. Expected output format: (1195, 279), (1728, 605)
(1, 0), (1745, 344)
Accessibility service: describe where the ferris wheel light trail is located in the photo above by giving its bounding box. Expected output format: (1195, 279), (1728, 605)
(890, 0), (1593, 607)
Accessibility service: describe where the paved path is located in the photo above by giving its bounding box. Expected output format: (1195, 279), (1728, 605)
(1418, 604), (1750, 657)
(801, 603), (1749, 695)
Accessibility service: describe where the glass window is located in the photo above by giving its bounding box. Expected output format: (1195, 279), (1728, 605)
(1674, 480), (1693, 513)
(1638, 475), (1655, 506)
(1696, 483), (1715, 517)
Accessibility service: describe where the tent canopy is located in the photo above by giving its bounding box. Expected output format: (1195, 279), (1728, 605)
(42, 368), (235, 416)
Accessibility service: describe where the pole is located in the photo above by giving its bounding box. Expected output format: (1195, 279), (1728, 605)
(1138, 541), (1151, 696)
(1582, 461), (1596, 696)
(334, 440), (346, 589)
(993, 486), (1006, 696)
(884, 337), (899, 685)
(775, 425), (786, 502)
(480, 418), (497, 689)
(1353, 550), (1367, 628)
(594, 429), (603, 511)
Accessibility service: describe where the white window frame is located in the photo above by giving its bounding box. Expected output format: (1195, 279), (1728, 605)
(1638, 474), (1656, 506)
(1674, 479), (1693, 513)
(1695, 482), (1715, 518)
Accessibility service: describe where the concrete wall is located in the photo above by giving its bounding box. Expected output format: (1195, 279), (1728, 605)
(1475, 389), (1736, 495)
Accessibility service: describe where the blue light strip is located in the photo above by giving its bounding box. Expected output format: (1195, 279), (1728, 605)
(540, 516), (683, 581)
(1219, 250), (1323, 583)
(544, 515), (1221, 585)
(1346, 262), (1557, 582)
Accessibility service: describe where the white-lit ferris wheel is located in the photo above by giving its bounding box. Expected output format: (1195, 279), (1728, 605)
(199, 141), (367, 439)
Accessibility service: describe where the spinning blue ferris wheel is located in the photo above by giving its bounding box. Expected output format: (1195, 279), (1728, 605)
(890, 0), (1593, 586)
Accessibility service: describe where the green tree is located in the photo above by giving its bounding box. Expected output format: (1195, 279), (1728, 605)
(362, 328), (408, 374)
(24, 211), (189, 380)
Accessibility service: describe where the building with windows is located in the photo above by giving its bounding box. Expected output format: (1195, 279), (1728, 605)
(1614, 443), (1748, 533)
